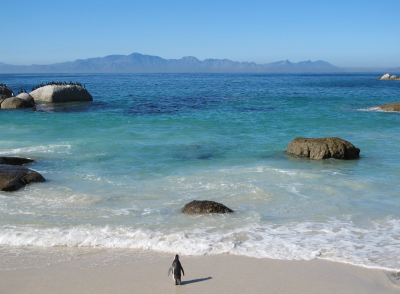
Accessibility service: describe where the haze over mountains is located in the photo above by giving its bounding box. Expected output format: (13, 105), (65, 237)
(388, 67), (400, 72)
(0, 53), (344, 73)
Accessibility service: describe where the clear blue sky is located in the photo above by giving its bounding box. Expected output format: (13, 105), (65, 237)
(1, 0), (399, 68)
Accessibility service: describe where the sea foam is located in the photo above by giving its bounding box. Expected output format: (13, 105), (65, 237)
(0, 144), (72, 155)
(0, 217), (399, 271)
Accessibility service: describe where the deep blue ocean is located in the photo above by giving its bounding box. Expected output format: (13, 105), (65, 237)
(0, 73), (399, 270)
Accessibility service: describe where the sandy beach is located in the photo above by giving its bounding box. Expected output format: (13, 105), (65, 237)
(0, 248), (399, 294)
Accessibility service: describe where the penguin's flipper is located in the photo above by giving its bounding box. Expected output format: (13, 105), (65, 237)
(168, 267), (172, 276)
(181, 267), (184, 276)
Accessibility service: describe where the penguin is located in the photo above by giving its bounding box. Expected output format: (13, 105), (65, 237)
(168, 254), (184, 285)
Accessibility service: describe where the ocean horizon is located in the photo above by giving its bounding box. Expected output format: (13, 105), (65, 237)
(1, 72), (399, 271)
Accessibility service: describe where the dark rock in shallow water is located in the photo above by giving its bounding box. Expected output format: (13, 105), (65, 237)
(287, 137), (360, 160)
(178, 152), (214, 160)
(182, 200), (234, 214)
(240, 106), (275, 112)
(0, 165), (45, 191)
(196, 153), (213, 160)
(0, 157), (34, 165)
(30, 85), (92, 103)
(378, 102), (400, 112)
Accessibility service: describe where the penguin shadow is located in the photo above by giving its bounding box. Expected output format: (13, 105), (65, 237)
(181, 277), (212, 285)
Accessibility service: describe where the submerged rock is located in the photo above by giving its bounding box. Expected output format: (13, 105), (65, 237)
(287, 137), (360, 160)
(0, 165), (45, 191)
(182, 200), (234, 214)
(30, 85), (93, 103)
(0, 157), (34, 165)
(378, 102), (400, 112)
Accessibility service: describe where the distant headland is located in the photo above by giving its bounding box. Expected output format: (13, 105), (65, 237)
(0, 53), (344, 74)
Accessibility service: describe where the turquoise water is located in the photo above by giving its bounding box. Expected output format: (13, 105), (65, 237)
(0, 73), (400, 270)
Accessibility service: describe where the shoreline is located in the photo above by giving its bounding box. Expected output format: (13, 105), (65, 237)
(1, 247), (399, 294)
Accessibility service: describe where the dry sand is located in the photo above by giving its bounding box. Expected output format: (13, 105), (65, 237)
(0, 248), (399, 294)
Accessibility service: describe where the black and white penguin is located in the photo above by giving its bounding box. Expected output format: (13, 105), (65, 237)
(168, 254), (185, 285)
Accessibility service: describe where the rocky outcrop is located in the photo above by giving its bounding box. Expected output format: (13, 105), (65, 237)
(182, 200), (234, 214)
(0, 85), (14, 99)
(378, 102), (400, 112)
(16, 92), (35, 104)
(287, 137), (360, 160)
(30, 85), (92, 103)
(0, 97), (35, 109)
(0, 165), (45, 191)
(0, 157), (34, 165)
(380, 73), (390, 80)
(378, 73), (400, 80)
(0, 86), (36, 109)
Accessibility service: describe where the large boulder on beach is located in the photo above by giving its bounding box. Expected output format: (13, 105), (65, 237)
(0, 85), (14, 99)
(182, 200), (234, 214)
(30, 85), (93, 103)
(287, 137), (360, 160)
(0, 157), (34, 165)
(378, 102), (400, 112)
(0, 165), (45, 191)
(0, 97), (35, 109)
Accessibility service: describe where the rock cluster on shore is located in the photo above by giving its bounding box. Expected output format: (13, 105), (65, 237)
(287, 137), (360, 160)
(0, 157), (45, 191)
(378, 73), (400, 80)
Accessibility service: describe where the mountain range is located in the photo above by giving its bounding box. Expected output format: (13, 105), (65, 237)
(388, 67), (400, 73)
(0, 53), (344, 73)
